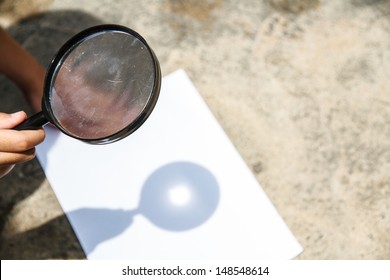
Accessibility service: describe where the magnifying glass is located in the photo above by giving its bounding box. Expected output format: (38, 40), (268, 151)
(15, 24), (161, 144)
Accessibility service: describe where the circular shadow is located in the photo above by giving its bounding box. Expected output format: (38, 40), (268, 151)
(139, 162), (220, 231)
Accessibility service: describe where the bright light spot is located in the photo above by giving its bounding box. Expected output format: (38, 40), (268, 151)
(168, 185), (192, 206)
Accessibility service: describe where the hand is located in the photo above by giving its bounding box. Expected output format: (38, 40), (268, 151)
(0, 111), (45, 178)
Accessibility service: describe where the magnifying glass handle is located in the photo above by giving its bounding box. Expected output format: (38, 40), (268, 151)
(14, 111), (48, 130)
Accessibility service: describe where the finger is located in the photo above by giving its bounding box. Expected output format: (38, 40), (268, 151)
(0, 129), (45, 152)
(0, 148), (36, 165)
(0, 111), (27, 129)
(0, 165), (15, 178)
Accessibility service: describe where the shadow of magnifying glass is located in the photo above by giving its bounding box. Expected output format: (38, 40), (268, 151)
(67, 162), (220, 255)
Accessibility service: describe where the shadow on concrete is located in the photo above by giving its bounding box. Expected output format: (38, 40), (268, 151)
(0, 9), (104, 260)
(0, 214), (85, 259)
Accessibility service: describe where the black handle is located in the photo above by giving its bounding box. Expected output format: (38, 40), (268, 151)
(14, 111), (49, 130)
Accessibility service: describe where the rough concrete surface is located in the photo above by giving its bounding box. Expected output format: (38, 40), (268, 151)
(0, 0), (389, 259)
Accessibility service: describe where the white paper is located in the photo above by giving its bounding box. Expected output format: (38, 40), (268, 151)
(37, 69), (303, 260)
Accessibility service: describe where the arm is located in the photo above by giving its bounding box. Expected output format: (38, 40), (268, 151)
(0, 27), (45, 112)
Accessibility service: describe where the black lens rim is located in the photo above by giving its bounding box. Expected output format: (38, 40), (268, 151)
(42, 24), (161, 144)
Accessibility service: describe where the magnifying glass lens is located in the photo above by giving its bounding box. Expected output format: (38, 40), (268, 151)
(14, 25), (160, 144)
(51, 31), (155, 139)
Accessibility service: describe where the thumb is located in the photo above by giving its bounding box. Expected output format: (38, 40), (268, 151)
(0, 111), (27, 129)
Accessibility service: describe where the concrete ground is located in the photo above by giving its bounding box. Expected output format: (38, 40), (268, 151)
(0, 0), (389, 259)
